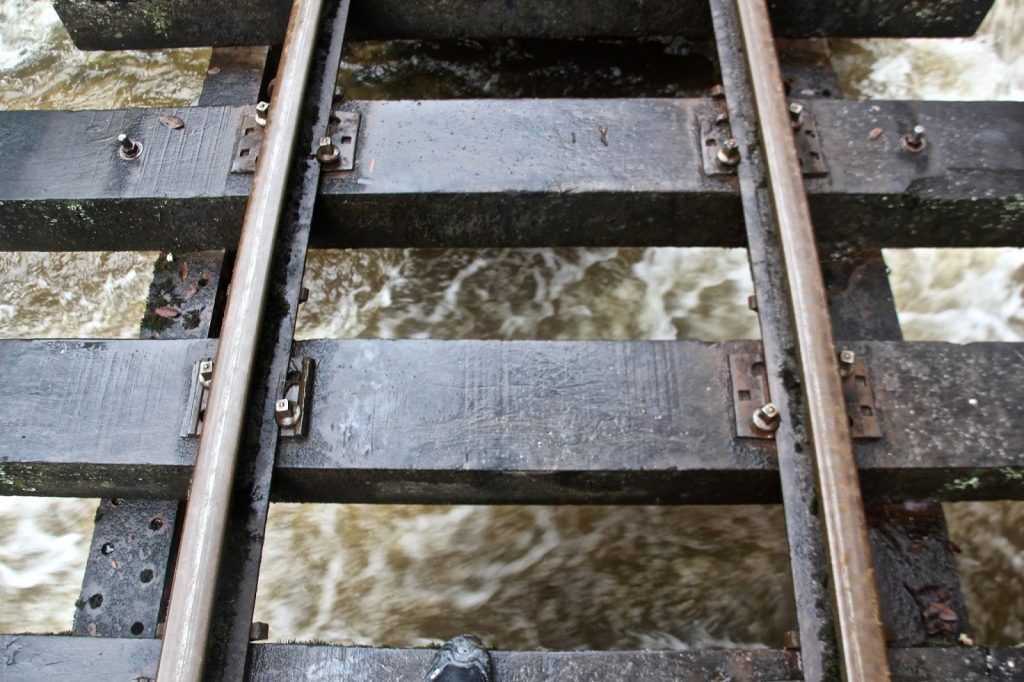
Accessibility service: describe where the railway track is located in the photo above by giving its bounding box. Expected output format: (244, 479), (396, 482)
(1, 0), (1022, 680)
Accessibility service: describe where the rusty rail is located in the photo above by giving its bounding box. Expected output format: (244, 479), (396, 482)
(710, 0), (891, 679)
(155, 0), (325, 678)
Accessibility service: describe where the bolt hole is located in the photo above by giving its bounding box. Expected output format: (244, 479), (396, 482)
(149, 517), (164, 531)
(140, 569), (154, 583)
(340, 135), (352, 144)
(821, 88), (832, 97)
(244, 127), (254, 135)
(860, 405), (874, 417)
(855, 375), (867, 386)
(809, 151), (820, 160)
(131, 622), (144, 636)
(738, 390), (751, 401)
(111, 498), (124, 506)
(804, 129), (815, 138)
(101, 542), (115, 555)
(197, 278), (208, 287)
(706, 137), (716, 147)
(848, 415), (854, 427)
(240, 149), (250, 157)
(88, 593), (103, 609)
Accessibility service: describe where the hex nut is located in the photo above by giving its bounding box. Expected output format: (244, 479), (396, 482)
(717, 138), (741, 167)
(198, 360), (214, 389)
(274, 398), (301, 428)
(752, 402), (781, 432)
(254, 101), (270, 128)
(901, 125), (927, 152)
(788, 102), (804, 128)
(117, 133), (142, 160)
(315, 137), (340, 165)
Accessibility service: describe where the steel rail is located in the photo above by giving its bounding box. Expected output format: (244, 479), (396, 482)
(155, 0), (324, 678)
(729, 0), (891, 679)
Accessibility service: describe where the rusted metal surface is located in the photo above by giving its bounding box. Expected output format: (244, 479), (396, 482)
(731, 0), (890, 677)
(156, 0), (327, 678)
(709, 1), (836, 677)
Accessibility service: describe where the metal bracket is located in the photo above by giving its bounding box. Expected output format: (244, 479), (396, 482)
(230, 115), (264, 175)
(276, 357), (315, 438)
(839, 352), (882, 439)
(701, 90), (738, 177)
(728, 353), (775, 439)
(318, 109), (360, 173)
(729, 352), (880, 440)
(791, 101), (829, 178)
(181, 358), (214, 438)
(701, 98), (828, 178)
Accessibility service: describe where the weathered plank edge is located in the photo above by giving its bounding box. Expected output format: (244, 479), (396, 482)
(0, 635), (1020, 681)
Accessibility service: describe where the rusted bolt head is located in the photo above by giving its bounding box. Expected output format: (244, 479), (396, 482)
(901, 125), (926, 152)
(198, 359), (214, 388)
(117, 133), (142, 160)
(316, 137), (340, 165)
(783, 630), (801, 650)
(710, 84), (726, 99)
(716, 138), (741, 167)
(788, 102), (804, 128)
(274, 398), (301, 428)
(752, 402), (781, 432)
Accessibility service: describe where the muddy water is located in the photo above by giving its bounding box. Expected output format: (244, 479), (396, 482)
(0, 0), (1021, 651)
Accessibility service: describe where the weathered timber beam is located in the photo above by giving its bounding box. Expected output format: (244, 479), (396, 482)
(0, 338), (1021, 503)
(0, 99), (1021, 251)
(1, 635), (1021, 681)
(73, 251), (227, 641)
(50, 0), (995, 50)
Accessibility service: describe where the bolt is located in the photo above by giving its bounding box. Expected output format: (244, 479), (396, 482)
(714, 111), (730, 125)
(752, 402), (781, 432)
(747, 294), (758, 312)
(117, 133), (142, 160)
(716, 138), (741, 167)
(316, 136), (340, 165)
(298, 286), (310, 304)
(838, 349), (855, 378)
(198, 359), (214, 389)
(254, 101), (270, 127)
(710, 84), (726, 99)
(783, 630), (801, 650)
(901, 125), (926, 152)
(788, 102), (804, 128)
(274, 398), (301, 428)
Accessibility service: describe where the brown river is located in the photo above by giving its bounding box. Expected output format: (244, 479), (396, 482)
(0, 0), (1021, 653)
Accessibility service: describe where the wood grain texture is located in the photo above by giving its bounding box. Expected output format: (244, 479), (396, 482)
(51, 0), (994, 50)
(1, 635), (1020, 681)
(1, 100), (1021, 250)
(2, 338), (1020, 503)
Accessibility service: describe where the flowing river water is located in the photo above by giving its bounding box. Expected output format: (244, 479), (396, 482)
(0, 0), (1022, 652)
